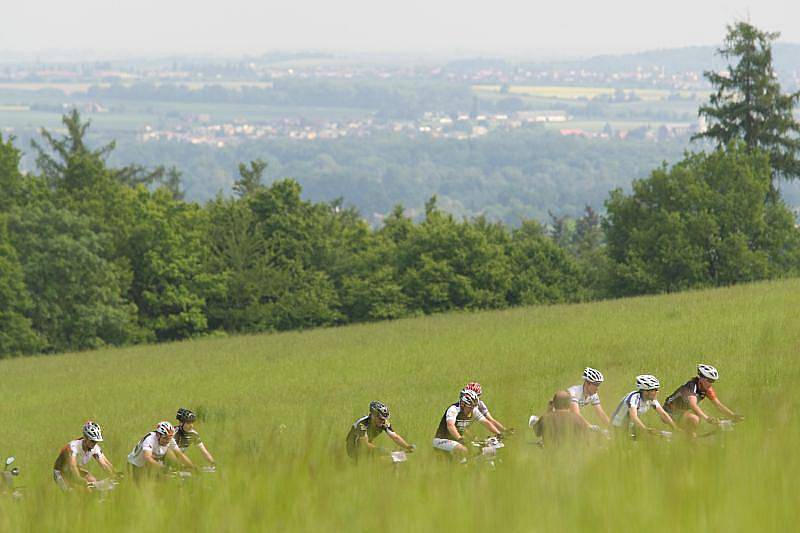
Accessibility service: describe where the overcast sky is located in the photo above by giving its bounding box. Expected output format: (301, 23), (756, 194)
(2, 1), (798, 58)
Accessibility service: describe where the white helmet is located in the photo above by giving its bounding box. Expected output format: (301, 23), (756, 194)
(583, 367), (604, 383)
(635, 374), (660, 391)
(459, 388), (480, 407)
(697, 364), (719, 381)
(155, 421), (175, 437)
(83, 421), (103, 442)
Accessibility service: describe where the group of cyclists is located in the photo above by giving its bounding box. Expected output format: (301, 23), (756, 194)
(346, 363), (744, 461)
(46, 363), (743, 489)
(52, 408), (215, 492)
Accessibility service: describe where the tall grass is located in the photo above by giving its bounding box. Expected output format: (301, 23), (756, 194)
(0, 279), (798, 532)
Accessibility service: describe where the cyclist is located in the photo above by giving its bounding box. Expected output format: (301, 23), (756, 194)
(465, 381), (509, 434)
(346, 401), (415, 461)
(174, 408), (216, 466)
(127, 421), (194, 480)
(663, 364), (744, 438)
(566, 367), (611, 428)
(433, 388), (500, 458)
(53, 421), (116, 492)
(531, 390), (590, 447)
(611, 375), (678, 437)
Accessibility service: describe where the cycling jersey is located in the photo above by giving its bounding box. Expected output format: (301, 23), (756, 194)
(346, 415), (393, 458)
(174, 426), (203, 450)
(127, 432), (179, 468)
(53, 438), (104, 472)
(664, 378), (717, 414)
(567, 384), (601, 408)
(434, 403), (484, 440)
(611, 391), (661, 427)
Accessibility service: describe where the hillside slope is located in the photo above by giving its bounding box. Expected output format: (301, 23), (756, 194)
(0, 278), (798, 531)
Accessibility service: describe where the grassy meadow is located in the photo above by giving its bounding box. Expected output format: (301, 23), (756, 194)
(0, 279), (798, 531)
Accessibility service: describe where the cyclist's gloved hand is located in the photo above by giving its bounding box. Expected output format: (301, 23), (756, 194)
(406, 444), (416, 453)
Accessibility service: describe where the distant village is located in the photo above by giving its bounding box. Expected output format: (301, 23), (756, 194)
(137, 109), (704, 146)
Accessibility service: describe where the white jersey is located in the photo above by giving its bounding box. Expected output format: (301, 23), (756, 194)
(127, 432), (179, 467)
(65, 439), (104, 467)
(477, 400), (491, 418)
(567, 384), (601, 408)
(611, 390), (661, 427)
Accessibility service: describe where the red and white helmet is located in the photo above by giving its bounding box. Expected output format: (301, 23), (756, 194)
(465, 382), (482, 396)
(459, 388), (480, 407)
(155, 421), (175, 437)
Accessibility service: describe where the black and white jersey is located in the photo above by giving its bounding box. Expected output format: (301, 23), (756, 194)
(434, 403), (484, 440)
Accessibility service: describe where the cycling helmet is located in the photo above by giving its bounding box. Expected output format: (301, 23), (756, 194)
(465, 382), (482, 396)
(155, 421), (175, 437)
(635, 374), (660, 391)
(369, 401), (390, 419)
(83, 421), (104, 442)
(697, 364), (719, 381)
(459, 388), (480, 407)
(582, 367), (605, 384)
(176, 408), (197, 423)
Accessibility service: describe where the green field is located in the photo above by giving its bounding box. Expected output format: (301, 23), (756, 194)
(0, 279), (797, 531)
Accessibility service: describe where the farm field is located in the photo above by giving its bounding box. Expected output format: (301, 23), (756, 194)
(0, 279), (797, 531)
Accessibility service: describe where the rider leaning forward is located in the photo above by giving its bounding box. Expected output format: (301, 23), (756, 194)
(663, 364), (743, 438)
(53, 421), (116, 492)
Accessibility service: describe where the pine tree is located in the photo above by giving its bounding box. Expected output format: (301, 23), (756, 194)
(693, 22), (800, 197)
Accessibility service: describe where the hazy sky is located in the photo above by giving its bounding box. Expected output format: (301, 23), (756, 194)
(2, 1), (799, 58)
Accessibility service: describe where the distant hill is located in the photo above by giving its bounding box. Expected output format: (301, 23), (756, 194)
(531, 43), (800, 76)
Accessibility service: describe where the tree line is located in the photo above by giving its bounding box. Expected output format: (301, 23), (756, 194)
(1, 22), (799, 357)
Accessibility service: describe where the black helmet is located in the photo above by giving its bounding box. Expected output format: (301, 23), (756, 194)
(369, 401), (390, 419)
(176, 408), (197, 423)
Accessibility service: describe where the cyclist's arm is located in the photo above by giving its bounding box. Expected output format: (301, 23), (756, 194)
(168, 447), (196, 469)
(479, 417), (501, 436)
(710, 397), (737, 418)
(628, 406), (650, 431)
(655, 404), (678, 430)
(386, 429), (413, 451)
(592, 403), (611, 426)
(142, 449), (164, 468)
(485, 414), (506, 433)
(197, 442), (215, 464)
(687, 395), (714, 423)
(97, 454), (115, 474)
(446, 420), (463, 441)
(569, 402), (593, 428)
(66, 454), (87, 486)
(356, 434), (377, 450)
